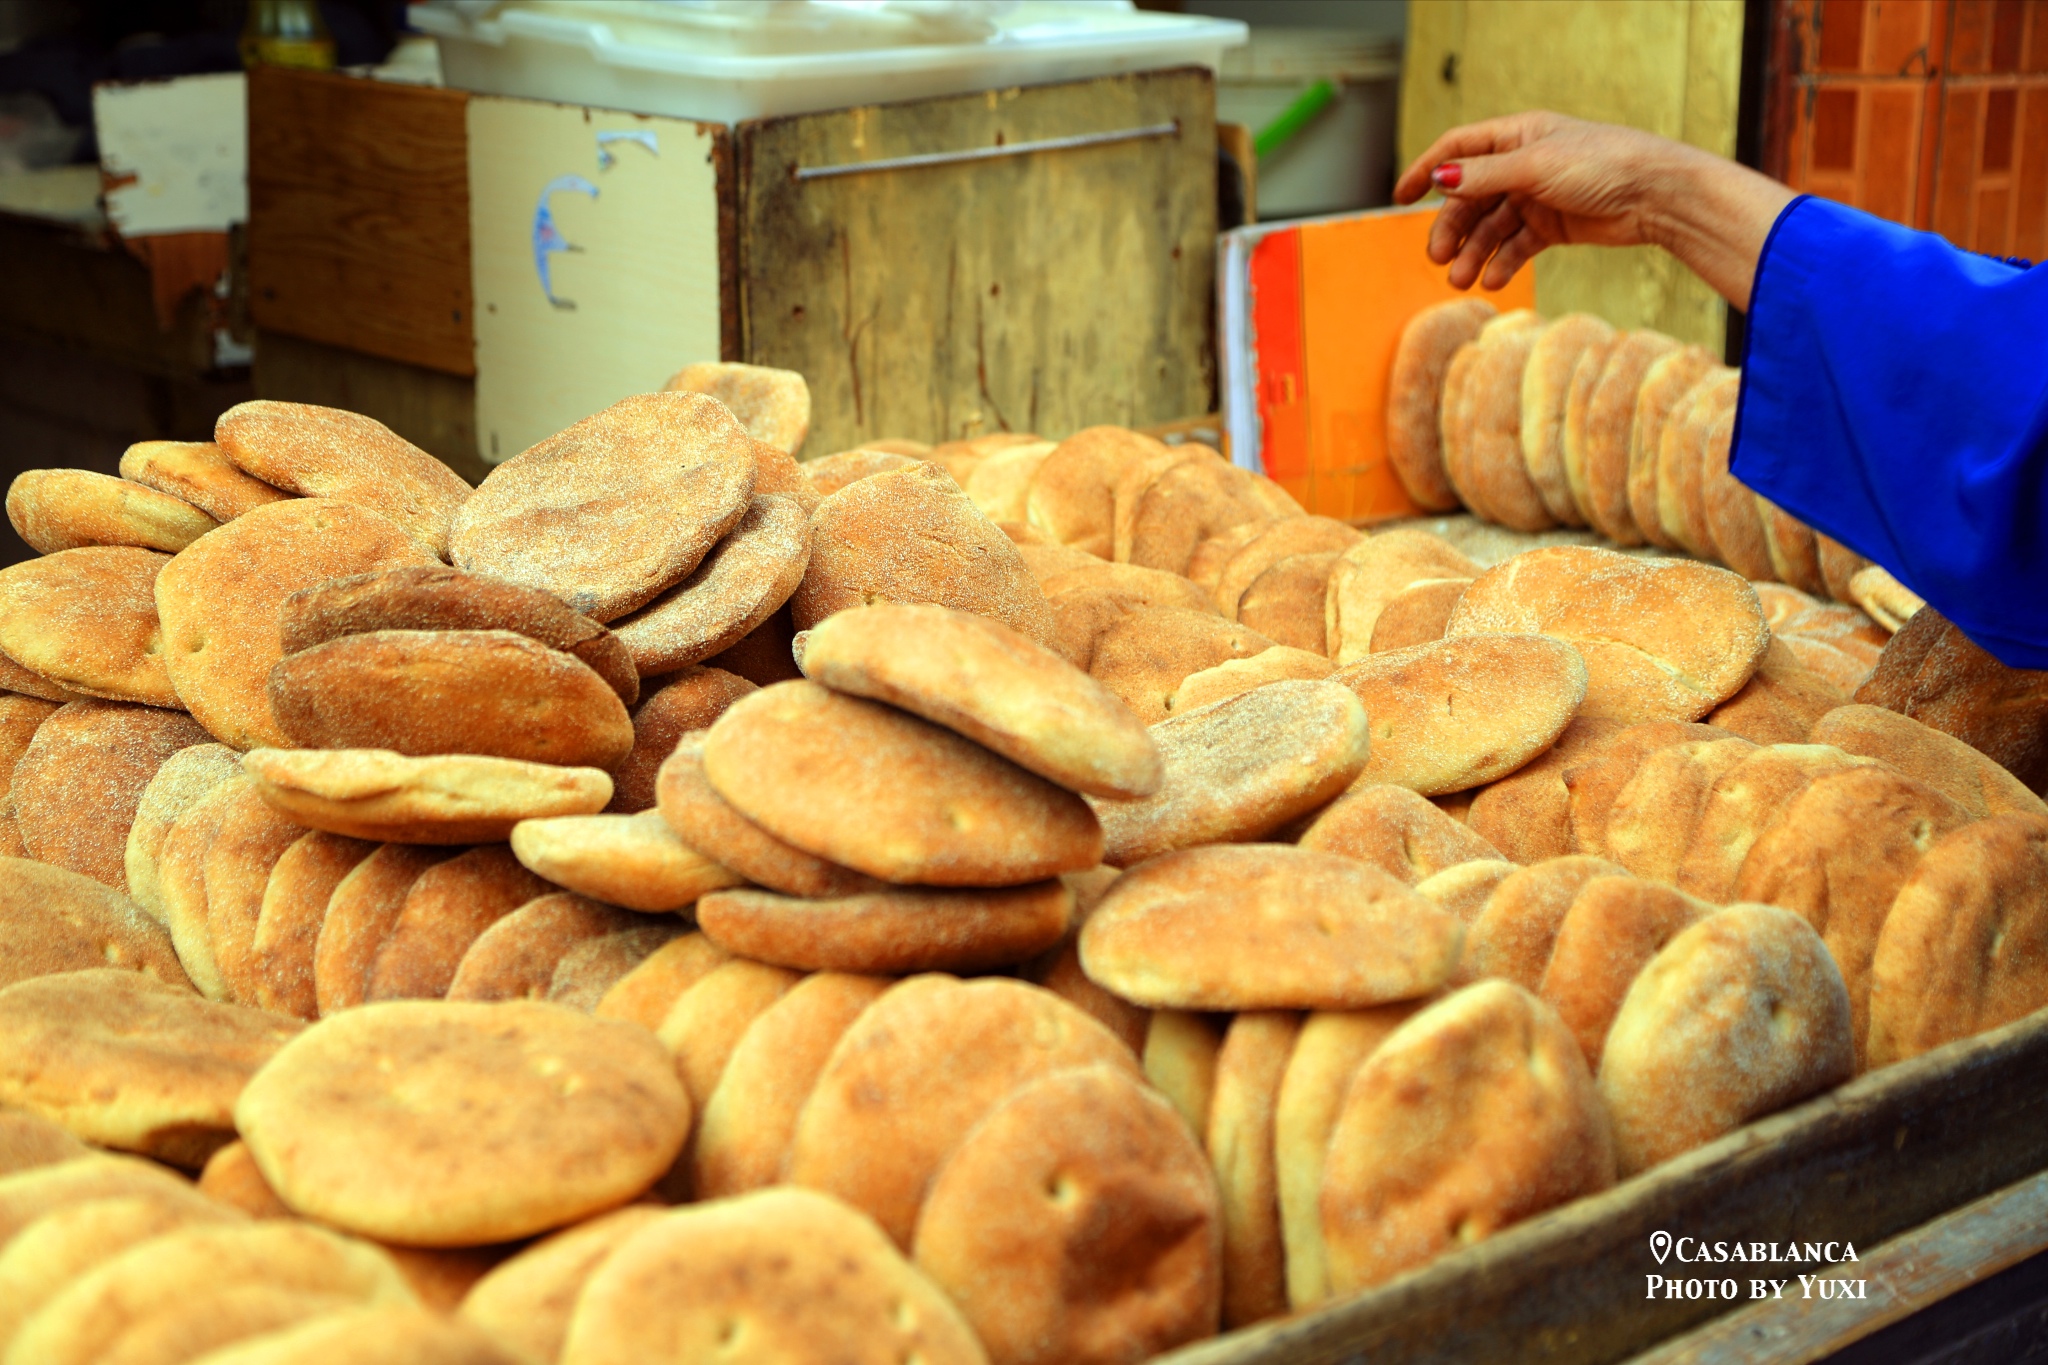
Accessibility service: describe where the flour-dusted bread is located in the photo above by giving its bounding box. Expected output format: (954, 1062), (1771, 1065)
(1853, 607), (2048, 795)
(1387, 298), (1497, 512)
(243, 749), (612, 846)
(0, 547), (182, 708)
(1658, 368), (1739, 555)
(1575, 330), (1679, 543)
(1297, 782), (1504, 884)
(1452, 312), (1555, 532)
(1625, 346), (1718, 550)
(1205, 1011), (1299, 1328)
(663, 361), (811, 454)
(609, 494), (811, 676)
(1447, 546), (1768, 724)
(1466, 715), (1625, 864)
(1811, 702), (2045, 819)
(1324, 529), (1480, 666)
(120, 439), (293, 523)
(1538, 875), (1712, 1069)
(1520, 313), (1614, 526)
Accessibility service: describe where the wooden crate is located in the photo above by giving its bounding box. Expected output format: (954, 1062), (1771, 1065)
(1161, 1004), (2048, 1365)
(246, 65), (1217, 465)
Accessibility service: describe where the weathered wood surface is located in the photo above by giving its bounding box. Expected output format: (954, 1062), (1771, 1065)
(253, 329), (482, 485)
(247, 67), (474, 376)
(1629, 1170), (2048, 1364)
(737, 67), (1216, 453)
(1159, 1003), (2048, 1365)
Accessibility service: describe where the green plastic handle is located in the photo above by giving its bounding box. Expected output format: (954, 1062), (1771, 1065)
(1254, 79), (1339, 160)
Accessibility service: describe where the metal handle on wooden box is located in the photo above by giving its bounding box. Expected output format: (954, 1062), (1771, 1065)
(792, 120), (1180, 182)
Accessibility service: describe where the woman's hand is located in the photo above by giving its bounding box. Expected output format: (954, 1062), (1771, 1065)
(1393, 111), (1797, 309)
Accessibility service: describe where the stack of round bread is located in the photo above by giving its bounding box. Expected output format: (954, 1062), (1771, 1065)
(1385, 298), (1927, 648)
(1, 357), (2045, 1362)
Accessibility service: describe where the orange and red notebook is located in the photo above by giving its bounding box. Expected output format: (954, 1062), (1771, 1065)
(1220, 202), (1535, 522)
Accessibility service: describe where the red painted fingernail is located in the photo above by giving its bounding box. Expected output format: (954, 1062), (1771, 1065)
(1433, 163), (1463, 190)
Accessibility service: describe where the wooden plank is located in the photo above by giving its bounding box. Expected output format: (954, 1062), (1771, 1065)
(736, 67), (1216, 452)
(1627, 1172), (2048, 1364)
(246, 67), (473, 376)
(1156, 1002), (2048, 1365)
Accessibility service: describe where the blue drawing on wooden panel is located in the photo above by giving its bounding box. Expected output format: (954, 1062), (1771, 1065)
(596, 129), (659, 170)
(533, 174), (598, 311)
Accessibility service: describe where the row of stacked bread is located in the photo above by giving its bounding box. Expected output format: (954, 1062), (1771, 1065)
(1, 363), (2045, 1363)
(1383, 297), (1928, 632)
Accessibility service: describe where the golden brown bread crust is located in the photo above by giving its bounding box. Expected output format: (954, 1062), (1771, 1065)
(459, 1205), (670, 1364)
(1447, 545), (1768, 724)
(1077, 844), (1462, 1011)
(654, 958), (801, 1131)
(451, 393), (756, 622)
(592, 931), (733, 1033)
(702, 680), (1103, 886)
(0, 547), (180, 707)
(664, 361), (811, 454)
(792, 461), (1059, 650)
(786, 975), (1139, 1249)
(1207, 1011), (1299, 1329)
(1323, 529), (1480, 666)
(1705, 635), (1845, 744)
(279, 564), (639, 707)
(120, 440), (294, 523)
(1458, 854), (1626, 989)
(313, 844), (451, 1015)
(1673, 743), (1874, 901)
(1125, 461), (1301, 575)
(365, 845), (552, 1003)
(965, 442), (1056, 524)
(1658, 368), (1739, 555)
(801, 448), (921, 496)
(702, 603), (803, 687)
(1561, 720), (1730, 857)
(1814, 702), (2045, 819)
(5, 469), (216, 555)
(1625, 346), (1717, 550)
(1387, 298), (1496, 512)
(215, 400), (471, 559)
(656, 733), (877, 897)
(1111, 444), (1226, 564)
(610, 494), (811, 676)
(1369, 577), (1467, 654)
(1521, 313), (1614, 525)
(914, 1062), (1221, 1365)
(1089, 606), (1275, 725)
(1866, 814), (2048, 1068)
(607, 666), (755, 813)
(1320, 982), (1614, 1293)
(1330, 633), (1588, 795)
(1185, 521), (1271, 599)
(1758, 497), (1827, 595)
(1539, 876), (1711, 1069)
(12, 701), (210, 892)
(697, 881), (1071, 975)
(1039, 560), (1218, 616)
(1816, 533), (1871, 603)
(1026, 426), (1164, 548)
(1560, 333), (1614, 525)
(243, 749), (613, 846)
(201, 782), (310, 1007)
(0, 856), (187, 992)
(1168, 647), (1334, 714)
(1453, 316), (1555, 532)
(253, 829), (374, 1018)
(0, 652), (85, 704)
(1088, 680), (1370, 866)
(1602, 737), (1759, 884)
(1213, 517), (1360, 619)
(443, 894), (644, 1004)
(1466, 714), (1627, 863)
(1578, 330), (1679, 544)
(269, 630), (635, 770)
(1599, 904), (1852, 1175)
(1855, 608), (2048, 795)
(1297, 782), (1504, 884)
(1699, 408), (1778, 580)
(1233, 553), (1342, 654)
(547, 924), (681, 1011)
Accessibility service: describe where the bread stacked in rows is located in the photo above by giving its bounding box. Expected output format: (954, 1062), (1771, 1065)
(2, 361), (2046, 1363)
(1385, 298), (1925, 633)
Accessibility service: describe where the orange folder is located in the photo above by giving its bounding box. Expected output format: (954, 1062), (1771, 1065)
(1220, 202), (1535, 522)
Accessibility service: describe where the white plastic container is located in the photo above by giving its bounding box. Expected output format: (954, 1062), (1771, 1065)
(409, 1), (1247, 124)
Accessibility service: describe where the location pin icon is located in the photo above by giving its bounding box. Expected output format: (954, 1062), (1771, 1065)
(1650, 1231), (1673, 1265)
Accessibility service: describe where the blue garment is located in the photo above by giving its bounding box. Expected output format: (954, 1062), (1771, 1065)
(1734, 194), (2048, 668)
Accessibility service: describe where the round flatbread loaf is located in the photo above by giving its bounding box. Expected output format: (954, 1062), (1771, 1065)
(0, 652), (84, 705)
(1602, 736), (1760, 884)
(1559, 719), (1728, 857)
(1446, 545), (1768, 723)
(1207, 1012), (1298, 1329)
(0, 1108), (93, 1176)
(0, 969), (302, 1168)
(609, 494), (810, 677)
(663, 361), (810, 454)
(269, 629), (634, 770)
(1519, 313), (1614, 525)
(364, 845), (552, 1003)
(457, 1205), (667, 1364)
(1125, 460), (1302, 575)
(1538, 876), (1712, 1069)
(653, 960), (802, 1133)
(0, 546), (179, 707)
(1089, 680), (1369, 866)
(1184, 521), (1269, 600)
(792, 460), (1060, 649)
(1700, 409), (1778, 579)
(1413, 858), (1518, 924)
(1451, 316), (1554, 531)
(546, 924), (683, 1011)
(1760, 497), (1827, 596)
(1213, 517), (1360, 620)
(1088, 606), (1276, 724)
(692, 972), (891, 1200)
(655, 733), (876, 897)
(252, 830), (375, 1019)
(202, 783), (312, 1006)
(1810, 703), (2044, 820)
(124, 742), (243, 921)
(804, 448), (921, 496)
(0, 857), (186, 992)
(607, 667), (754, 813)
(1672, 742), (1875, 901)
(1273, 1003), (1422, 1309)
(1039, 559), (1218, 618)
(564, 1189), (982, 1365)
(120, 440), (292, 523)
(786, 976), (1138, 1248)
(698, 881), (1071, 974)
(12, 701), (211, 891)
(156, 499), (437, 749)
(1368, 577), (1468, 653)
(1387, 299), (1496, 511)
(238, 999), (686, 1245)
(1866, 815), (2048, 1069)
(1574, 330), (1679, 544)
(1658, 368), (1740, 554)
(1238, 552), (1341, 653)
(965, 441), (1057, 523)
(451, 392), (756, 622)
(511, 811), (743, 912)
(1600, 904), (1852, 1174)
(313, 844), (451, 1016)
(1625, 346), (1718, 550)
(702, 680), (1102, 886)
(0, 694), (56, 847)
(1458, 854), (1626, 989)
(1142, 1009), (1223, 1137)
(1320, 982), (1614, 1293)
(5, 468), (216, 555)
(214, 401), (471, 557)
(1324, 529), (1480, 666)
(243, 749), (612, 845)
(1298, 783), (1504, 884)
(591, 931), (733, 1033)
(1168, 646), (1334, 715)
(1080, 845), (1461, 1011)
(1331, 633), (1587, 795)
(156, 775), (249, 1000)
(799, 601), (1161, 799)
(1027, 426), (1164, 548)
(1707, 635), (1844, 744)
(443, 894), (643, 1004)
(280, 564), (638, 707)
(915, 1063), (1221, 1364)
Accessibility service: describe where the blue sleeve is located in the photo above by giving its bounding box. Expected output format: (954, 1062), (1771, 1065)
(1731, 194), (2048, 669)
